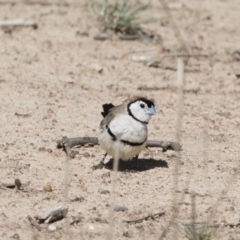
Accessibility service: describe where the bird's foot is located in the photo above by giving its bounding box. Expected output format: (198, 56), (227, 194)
(92, 160), (105, 170)
(134, 155), (140, 170)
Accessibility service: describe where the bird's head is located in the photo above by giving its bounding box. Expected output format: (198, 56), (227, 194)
(127, 97), (156, 124)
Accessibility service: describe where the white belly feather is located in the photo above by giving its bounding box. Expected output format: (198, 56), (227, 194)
(98, 115), (148, 160)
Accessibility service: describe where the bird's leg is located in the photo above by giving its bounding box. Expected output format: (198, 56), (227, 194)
(134, 155), (139, 169)
(101, 152), (108, 164)
(92, 152), (108, 170)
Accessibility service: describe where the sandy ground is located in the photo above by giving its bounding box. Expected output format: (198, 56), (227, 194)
(0, 0), (240, 239)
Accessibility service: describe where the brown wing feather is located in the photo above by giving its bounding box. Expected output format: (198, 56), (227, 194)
(100, 103), (127, 128)
(101, 103), (115, 117)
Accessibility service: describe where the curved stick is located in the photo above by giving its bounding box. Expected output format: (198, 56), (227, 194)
(56, 136), (181, 158)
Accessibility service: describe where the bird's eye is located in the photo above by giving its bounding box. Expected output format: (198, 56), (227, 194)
(140, 103), (145, 108)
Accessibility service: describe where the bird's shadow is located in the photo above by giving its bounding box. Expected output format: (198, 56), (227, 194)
(103, 158), (168, 172)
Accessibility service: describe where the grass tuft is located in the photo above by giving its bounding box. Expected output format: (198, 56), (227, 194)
(89, 0), (154, 34)
(184, 225), (212, 240)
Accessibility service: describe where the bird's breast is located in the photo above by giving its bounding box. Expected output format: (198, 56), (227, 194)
(108, 114), (148, 143)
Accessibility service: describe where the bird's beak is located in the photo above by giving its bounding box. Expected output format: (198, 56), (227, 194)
(146, 106), (156, 115)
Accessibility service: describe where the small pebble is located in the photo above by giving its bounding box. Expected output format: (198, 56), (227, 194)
(47, 148), (52, 153)
(70, 214), (84, 225)
(48, 224), (57, 231)
(100, 190), (110, 195)
(89, 225), (95, 230)
(136, 225), (143, 230)
(101, 172), (110, 178)
(10, 233), (20, 239)
(93, 217), (101, 222)
(38, 147), (46, 151)
(83, 152), (90, 158)
(89, 63), (103, 73)
(94, 33), (111, 41)
(114, 206), (128, 212)
(233, 50), (240, 61)
(43, 183), (52, 192)
(76, 31), (89, 37)
(70, 196), (84, 202)
(93, 217), (107, 223)
(123, 231), (131, 237)
(166, 150), (178, 158)
(14, 179), (22, 190)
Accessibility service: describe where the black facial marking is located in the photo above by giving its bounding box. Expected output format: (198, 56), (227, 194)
(137, 97), (155, 108)
(127, 105), (148, 124)
(127, 97), (154, 124)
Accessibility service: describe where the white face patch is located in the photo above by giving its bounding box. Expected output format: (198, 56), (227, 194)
(128, 100), (156, 123)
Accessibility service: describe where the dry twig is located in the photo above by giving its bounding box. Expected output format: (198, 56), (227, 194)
(0, 19), (37, 29)
(131, 53), (208, 63)
(183, 222), (240, 229)
(123, 210), (165, 224)
(56, 136), (181, 158)
(27, 215), (42, 231)
(0, 0), (69, 6)
(137, 85), (199, 94)
(131, 53), (208, 71)
(147, 62), (199, 72)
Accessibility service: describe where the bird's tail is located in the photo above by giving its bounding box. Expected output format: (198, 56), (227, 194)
(101, 103), (115, 117)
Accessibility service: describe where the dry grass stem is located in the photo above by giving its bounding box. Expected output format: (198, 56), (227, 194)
(158, 0), (189, 54)
(107, 149), (120, 240)
(158, 58), (185, 240)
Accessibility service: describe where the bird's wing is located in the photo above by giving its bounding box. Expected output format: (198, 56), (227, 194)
(100, 103), (126, 129)
(101, 103), (115, 117)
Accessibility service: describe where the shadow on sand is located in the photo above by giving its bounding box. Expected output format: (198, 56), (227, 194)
(104, 158), (168, 172)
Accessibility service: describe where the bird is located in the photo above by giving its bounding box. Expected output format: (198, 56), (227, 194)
(95, 96), (156, 168)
